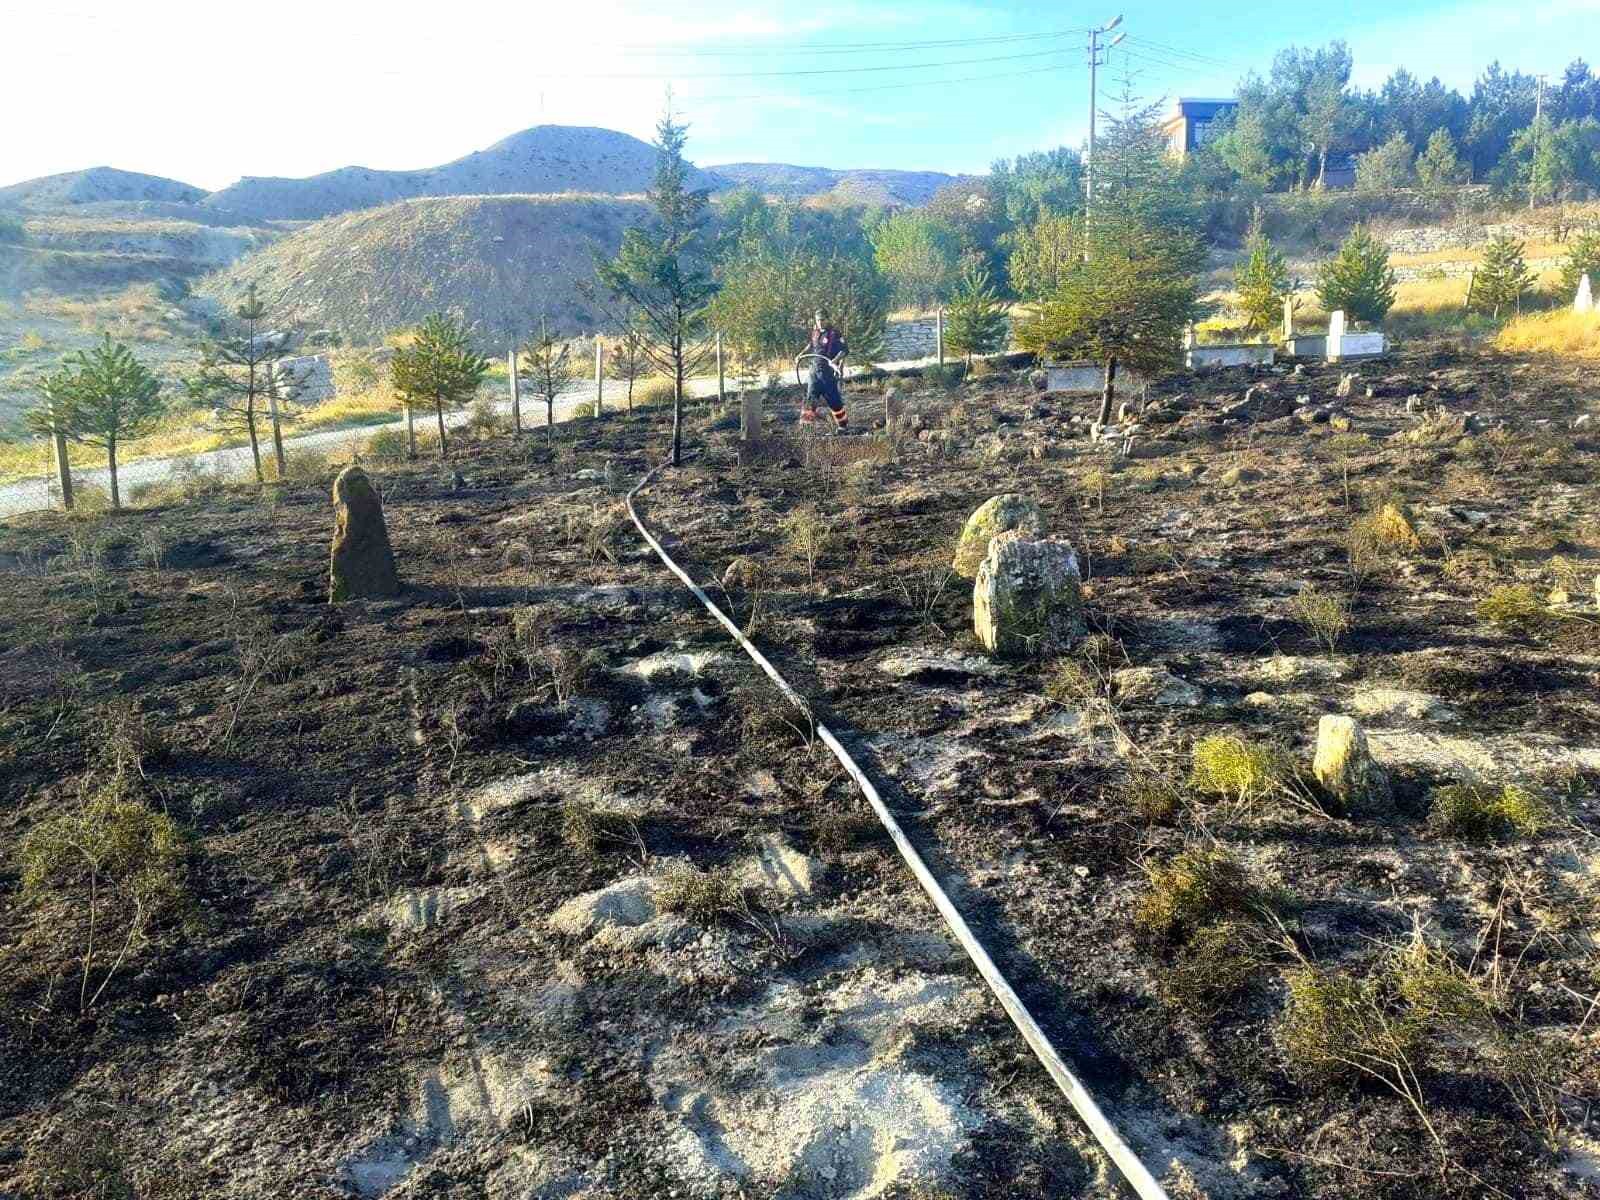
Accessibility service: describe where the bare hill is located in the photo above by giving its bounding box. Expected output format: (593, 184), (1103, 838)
(706, 162), (969, 206)
(0, 167), (205, 212)
(202, 127), (715, 222)
(198, 193), (650, 345)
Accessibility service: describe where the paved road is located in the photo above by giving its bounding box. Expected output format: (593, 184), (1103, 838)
(0, 356), (936, 518)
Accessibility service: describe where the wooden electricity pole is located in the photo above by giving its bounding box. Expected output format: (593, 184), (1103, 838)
(594, 336), (604, 417)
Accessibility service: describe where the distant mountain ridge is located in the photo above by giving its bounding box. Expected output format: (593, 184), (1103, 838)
(3, 127), (968, 224)
(201, 127), (720, 221)
(0, 167), (206, 212)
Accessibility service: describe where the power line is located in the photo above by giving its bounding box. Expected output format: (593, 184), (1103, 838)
(567, 44), (1076, 81)
(610, 27), (1092, 57)
(689, 60), (1079, 105)
(1121, 36), (1242, 71)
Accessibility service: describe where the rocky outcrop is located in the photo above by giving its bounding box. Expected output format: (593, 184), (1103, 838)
(952, 494), (1044, 579)
(973, 532), (1086, 658)
(1313, 714), (1391, 809)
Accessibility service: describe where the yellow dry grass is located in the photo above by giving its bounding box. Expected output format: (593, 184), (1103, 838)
(1495, 308), (1600, 358)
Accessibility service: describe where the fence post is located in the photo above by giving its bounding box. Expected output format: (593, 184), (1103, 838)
(716, 333), (726, 410)
(265, 363), (287, 481)
(508, 349), (521, 433)
(594, 336), (604, 418)
(740, 390), (762, 442)
(1281, 295), (1296, 342)
(49, 397), (73, 511)
(936, 308), (945, 367)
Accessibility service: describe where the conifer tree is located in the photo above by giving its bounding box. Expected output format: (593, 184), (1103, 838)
(520, 320), (579, 444)
(1315, 226), (1397, 325)
(1415, 128), (1470, 193)
(593, 102), (717, 465)
(1472, 233), (1533, 317)
(184, 284), (303, 483)
(1558, 228), (1600, 299)
(944, 259), (1008, 365)
(1233, 211), (1291, 335)
(27, 335), (165, 510)
(389, 314), (490, 460)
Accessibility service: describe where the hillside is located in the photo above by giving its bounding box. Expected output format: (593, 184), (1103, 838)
(202, 127), (715, 222)
(707, 162), (968, 206)
(0, 167), (205, 212)
(198, 193), (651, 344)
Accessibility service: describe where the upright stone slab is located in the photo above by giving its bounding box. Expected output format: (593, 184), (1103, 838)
(952, 494), (1045, 579)
(973, 532), (1086, 658)
(1577, 273), (1595, 314)
(1326, 310), (1347, 362)
(329, 465), (400, 602)
(1313, 714), (1390, 809)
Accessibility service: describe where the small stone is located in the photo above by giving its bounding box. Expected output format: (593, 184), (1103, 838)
(329, 466), (400, 602)
(1220, 465), (1263, 486)
(1313, 714), (1391, 809)
(1336, 372), (1358, 398)
(1112, 666), (1203, 706)
(951, 494), (1045, 579)
(1406, 394), (1424, 413)
(722, 557), (763, 588)
(451, 470), (467, 491)
(973, 532), (1086, 658)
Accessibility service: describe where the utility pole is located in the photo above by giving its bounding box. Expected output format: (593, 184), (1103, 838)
(1084, 15), (1125, 256)
(1532, 73), (1549, 211)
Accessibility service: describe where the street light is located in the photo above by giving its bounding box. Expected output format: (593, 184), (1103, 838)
(1104, 14), (1123, 30)
(1109, 32), (1126, 47)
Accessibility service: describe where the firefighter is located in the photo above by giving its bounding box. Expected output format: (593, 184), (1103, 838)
(800, 311), (848, 430)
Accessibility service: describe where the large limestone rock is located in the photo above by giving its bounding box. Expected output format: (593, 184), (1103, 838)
(973, 532), (1086, 658)
(952, 494), (1044, 579)
(1313, 714), (1391, 809)
(329, 465), (400, 602)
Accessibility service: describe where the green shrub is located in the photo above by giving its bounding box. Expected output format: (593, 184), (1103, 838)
(20, 779), (188, 1012)
(635, 378), (677, 408)
(1289, 585), (1351, 652)
(1135, 847), (1260, 943)
(559, 799), (638, 858)
(464, 398), (508, 439)
(1188, 735), (1287, 806)
(1280, 964), (1425, 1090)
(1158, 920), (1259, 1015)
(364, 427), (410, 463)
(0, 211), (24, 244)
(922, 362), (966, 390)
(1428, 781), (1553, 840)
(1476, 584), (1554, 634)
(656, 863), (741, 924)
(1233, 210), (1290, 333)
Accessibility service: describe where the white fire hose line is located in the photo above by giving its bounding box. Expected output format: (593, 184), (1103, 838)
(625, 460), (1171, 1200)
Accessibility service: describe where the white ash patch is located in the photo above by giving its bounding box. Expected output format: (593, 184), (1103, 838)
(377, 885), (484, 932)
(453, 768), (570, 823)
(736, 834), (817, 900)
(865, 732), (992, 801)
(621, 649), (729, 682)
(1368, 730), (1600, 781)
(1257, 655), (1351, 683)
(1348, 687), (1458, 723)
(549, 876), (660, 940)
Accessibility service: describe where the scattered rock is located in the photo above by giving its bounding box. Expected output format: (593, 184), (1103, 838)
(1351, 687), (1457, 723)
(722, 557), (763, 588)
(951, 494), (1044, 578)
(1220, 465), (1263, 486)
(737, 834), (816, 899)
(621, 649), (727, 682)
(1112, 666), (1203, 706)
(877, 651), (1002, 683)
(1313, 714), (1391, 809)
(549, 877), (658, 940)
(1336, 372), (1358, 398)
(1259, 655), (1349, 683)
(329, 465), (400, 602)
(973, 532), (1086, 658)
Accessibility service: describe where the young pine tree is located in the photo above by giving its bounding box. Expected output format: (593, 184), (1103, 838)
(1557, 228), (1600, 300)
(184, 284), (303, 484)
(593, 104), (717, 465)
(1316, 226), (1397, 326)
(1472, 234), (1534, 318)
(28, 335), (165, 510)
(389, 314), (490, 460)
(520, 321), (578, 444)
(1017, 207), (1205, 424)
(944, 259), (1008, 365)
(605, 328), (648, 412)
(1233, 213), (1290, 336)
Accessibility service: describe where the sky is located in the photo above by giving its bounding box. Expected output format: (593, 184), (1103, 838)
(3, 0), (1597, 192)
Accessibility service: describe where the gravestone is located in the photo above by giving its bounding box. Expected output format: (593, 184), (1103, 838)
(972, 532), (1086, 658)
(952, 494), (1044, 579)
(329, 465), (400, 602)
(1313, 715), (1390, 809)
(1577, 273), (1594, 314)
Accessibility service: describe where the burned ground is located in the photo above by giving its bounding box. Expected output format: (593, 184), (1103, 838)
(1, 344), (1599, 1199)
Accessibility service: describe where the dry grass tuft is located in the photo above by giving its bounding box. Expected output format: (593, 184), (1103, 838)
(1496, 308), (1600, 358)
(656, 863), (741, 925)
(1427, 781), (1554, 840)
(1135, 847), (1261, 943)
